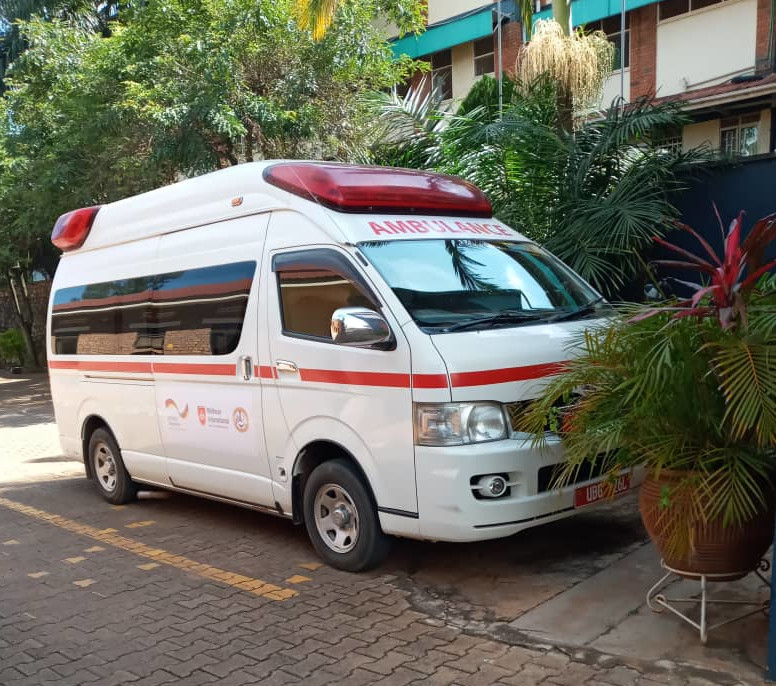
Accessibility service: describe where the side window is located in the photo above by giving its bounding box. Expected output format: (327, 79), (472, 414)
(274, 250), (379, 341)
(50, 261), (256, 356)
(152, 262), (255, 356)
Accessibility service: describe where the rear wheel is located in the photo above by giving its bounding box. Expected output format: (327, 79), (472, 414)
(303, 458), (390, 572)
(88, 428), (138, 505)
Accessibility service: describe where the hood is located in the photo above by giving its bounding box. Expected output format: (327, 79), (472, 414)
(430, 319), (602, 404)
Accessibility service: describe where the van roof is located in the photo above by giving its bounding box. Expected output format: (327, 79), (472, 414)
(60, 161), (516, 253)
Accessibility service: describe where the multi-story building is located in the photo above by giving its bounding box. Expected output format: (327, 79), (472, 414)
(390, 0), (776, 155)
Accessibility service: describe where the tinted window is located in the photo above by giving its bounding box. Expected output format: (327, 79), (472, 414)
(51, 262), (255, 356)
(274, 250), (377, 340)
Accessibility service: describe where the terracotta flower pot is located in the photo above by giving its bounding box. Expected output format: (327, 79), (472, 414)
(639, 470), (775, 581)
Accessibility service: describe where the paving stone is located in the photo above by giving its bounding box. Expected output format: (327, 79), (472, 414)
(280, 651), (336, 678)
(357, 636), (409, 659)
(548, 662), (600, 685)
(370, 666), (428, 686)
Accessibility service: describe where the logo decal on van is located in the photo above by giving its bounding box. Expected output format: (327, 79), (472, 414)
(197, 406), (207, 426)
(232, 407), (249, 433)
(164, 399), (189, 419)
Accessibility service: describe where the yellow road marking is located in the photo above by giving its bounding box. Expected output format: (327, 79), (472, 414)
(111, 506), (126, 510)
(3, 539), (20, 545)
(125, 520), (155, 529)
(285, 575), (311, 584)
(299, 562), (323, 571)
(63, 556), (86, 564)
(28, 571), (49, 579)
(138, 562), (159, 571)
(0, 497), (297, 601)
(84, 546), (105, 552)
(73, 579), (95, 588)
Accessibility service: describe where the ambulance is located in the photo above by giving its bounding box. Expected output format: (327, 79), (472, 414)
(47, 161), (626, 571)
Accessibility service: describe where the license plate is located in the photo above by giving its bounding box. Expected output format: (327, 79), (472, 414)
(574, 474), (631, 508)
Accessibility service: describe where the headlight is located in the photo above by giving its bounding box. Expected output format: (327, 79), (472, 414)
(414, 402), (508, 446)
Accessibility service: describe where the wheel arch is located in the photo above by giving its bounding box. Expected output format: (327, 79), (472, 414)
(291, 440), (378, 525)
(81, 415), (116, 478)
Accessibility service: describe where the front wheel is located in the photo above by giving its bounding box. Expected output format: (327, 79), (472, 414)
(88, 428), (138, 505)
(303, 459), (390, 572)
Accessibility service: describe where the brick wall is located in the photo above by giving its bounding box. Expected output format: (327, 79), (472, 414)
(629, 4), (657, 100)
(756, 0), (775, 72)
(496, 20), (523, 77)
(0, 280), (52, 364)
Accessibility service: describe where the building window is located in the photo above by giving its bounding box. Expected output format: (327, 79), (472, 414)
(720, 114), (760, 157)
(588, 14), (630, 70)
(656, 135), (683, 155)
(431, 49), (453, 100)
(659, 0), (725, 21)
(473, 36), (495, 77)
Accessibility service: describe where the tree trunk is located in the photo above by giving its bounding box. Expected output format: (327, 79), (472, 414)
(553, 0), (573, 135)
(7, 271), (40, 368)
(244, 120), (255, 162)
(556, 89), (574, 136)
(553, 0), (572, 36)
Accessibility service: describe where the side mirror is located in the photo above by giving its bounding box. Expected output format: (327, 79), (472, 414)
(331, 307), (392, 347)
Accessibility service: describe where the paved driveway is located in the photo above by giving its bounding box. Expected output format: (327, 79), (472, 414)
(0, 373), (768, 685)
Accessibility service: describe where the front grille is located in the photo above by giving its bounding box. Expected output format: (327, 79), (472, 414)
(504, 401), (528, 433)
(537, 456), (607, 493)
(505, 394), (579, 434)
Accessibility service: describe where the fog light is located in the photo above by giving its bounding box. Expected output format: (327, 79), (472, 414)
(477, 475), (507, 498)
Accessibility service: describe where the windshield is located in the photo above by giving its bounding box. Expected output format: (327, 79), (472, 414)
(358, 240), (604, 332)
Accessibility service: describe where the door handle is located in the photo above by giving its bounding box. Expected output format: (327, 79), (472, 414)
(276, 359), (299, 374)
(239, 355), (253, 381)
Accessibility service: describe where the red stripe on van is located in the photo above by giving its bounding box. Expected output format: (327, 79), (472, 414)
(299, 368), (411, 388)
(48, 360), (153, 374)
(257, 365), (278, 379)
(450, 362), (567, 387)
(411, 373), (448, 389)
(153, 362), (236, 376)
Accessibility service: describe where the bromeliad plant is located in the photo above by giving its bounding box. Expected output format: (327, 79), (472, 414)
(520, 209), (776, 563)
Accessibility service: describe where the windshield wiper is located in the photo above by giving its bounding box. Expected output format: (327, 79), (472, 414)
(442, 311), (545, 333)
(544, 296), (606, 324)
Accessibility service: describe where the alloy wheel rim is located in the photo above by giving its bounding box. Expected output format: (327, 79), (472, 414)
(314, 483), (359, 554)
(94, 441), (117, 493)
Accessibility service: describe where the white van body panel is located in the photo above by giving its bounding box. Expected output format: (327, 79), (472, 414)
(263, 212), (419, 515)
(48, 235), (165, 480)
(429, 321), (598, 404)
(152, 214), (273, 506)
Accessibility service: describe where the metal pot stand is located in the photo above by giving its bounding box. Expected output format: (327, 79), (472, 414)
(646, 559), (771, 644)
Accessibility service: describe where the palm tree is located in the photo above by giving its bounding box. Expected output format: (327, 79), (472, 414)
(365, 78), (710, 299)
(294, 0), (337, 42)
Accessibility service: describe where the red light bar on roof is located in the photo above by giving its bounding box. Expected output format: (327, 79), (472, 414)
(51, 206), (101, 251)
(263, 163), (493, 218)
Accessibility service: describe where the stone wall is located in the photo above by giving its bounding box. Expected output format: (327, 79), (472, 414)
(0, 280), (52, 365)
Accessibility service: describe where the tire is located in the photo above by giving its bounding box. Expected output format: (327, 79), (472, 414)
(88, 428), (138, 505)
(303, 458), (390, 572)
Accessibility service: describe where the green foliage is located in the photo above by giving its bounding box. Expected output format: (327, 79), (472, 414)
(0, 327), (26, 365)
(455, 74), (517, 120)
(295, 0), (423, 41)
(518, 280), (776, 555)
(364, 77), (710, 299)
(0, 0), (422, 277)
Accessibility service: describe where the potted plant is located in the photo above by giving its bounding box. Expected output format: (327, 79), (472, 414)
(520, 210), (776, 579)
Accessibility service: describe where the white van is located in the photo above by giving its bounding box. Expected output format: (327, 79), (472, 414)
(47, 161), (628, 571)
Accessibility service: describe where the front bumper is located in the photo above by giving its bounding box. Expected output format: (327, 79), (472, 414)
(413, 437), (636, 542)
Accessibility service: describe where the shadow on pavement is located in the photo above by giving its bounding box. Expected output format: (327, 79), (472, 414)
(0, 372), (54, 429)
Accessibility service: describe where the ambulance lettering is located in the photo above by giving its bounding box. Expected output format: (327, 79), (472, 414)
(368, 219), (514, 237)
